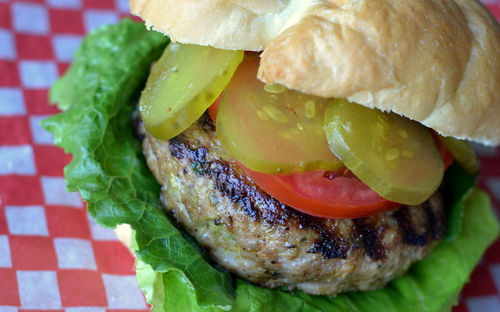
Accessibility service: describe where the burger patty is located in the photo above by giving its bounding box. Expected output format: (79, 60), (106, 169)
(138, 113), (446, 295)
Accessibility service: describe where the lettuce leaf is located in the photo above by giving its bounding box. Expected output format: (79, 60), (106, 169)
(42, 19), (235, 309)
(135, 189), (498, 312)
(43, 19), (499, 312)
(441, 163), (477, 241)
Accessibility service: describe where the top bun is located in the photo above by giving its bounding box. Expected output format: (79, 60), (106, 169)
(131, 0), (500, 145)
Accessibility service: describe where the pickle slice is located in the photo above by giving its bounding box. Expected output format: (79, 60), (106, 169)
(216, 56), (343, 174)
(139, 43), (243, 140)
(440, 136), (479, 174)
(323, 99), (444, 205)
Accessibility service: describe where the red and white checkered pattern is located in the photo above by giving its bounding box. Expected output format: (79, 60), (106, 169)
(0, 0), (499, 311)
(0, 0), (147, 311)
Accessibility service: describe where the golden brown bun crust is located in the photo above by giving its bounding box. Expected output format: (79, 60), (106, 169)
(129, 0), (305, 50)
(131, 0), (500, 145)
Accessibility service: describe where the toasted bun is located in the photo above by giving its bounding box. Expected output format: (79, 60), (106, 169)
(131, 0), (500, 145)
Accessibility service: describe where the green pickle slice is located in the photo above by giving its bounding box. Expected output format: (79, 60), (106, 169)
(216, 56), (344, 174)
(440, 136), (479, 174)
(139, 43), (243, 140)
(323, 99), (444, 205)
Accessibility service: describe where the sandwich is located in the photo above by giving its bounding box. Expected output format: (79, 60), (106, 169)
(42, 0), (500, 311)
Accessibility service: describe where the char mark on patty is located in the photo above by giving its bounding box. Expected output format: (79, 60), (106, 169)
(307, 231), (349, 259)
(165, 114), (444, 260)
(352, 218), (387, 261)
(394, 201), (445, 246)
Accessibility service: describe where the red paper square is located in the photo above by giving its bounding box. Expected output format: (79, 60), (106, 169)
(0, 116), (31, 145)
(487, 4), (500, 20)
(479, 158), (500, 175)
(127, 15), (142, 22)
(49, 9), (85, 34)
(83, 0), (116, 9)
(10, 236), (58, 270)
(0, 2), (10, 29)
(24, 89), (60, 114)
(93, 241), (135, 274)
(0, 176), (43, 205)
(57, 62), (71, 76)
(16, 34), (55, 60)
(461, 264), (498, 297)
(33, 145), (72, 175)
(453, 299), (468, 312)
(484, 239), (500, 264)
(0, 61), (21, 86)
(0, 269), (20, 306)
(0, 206), (8, 235)
(45, 205), (90, 239)
(58, 270), (108, 306)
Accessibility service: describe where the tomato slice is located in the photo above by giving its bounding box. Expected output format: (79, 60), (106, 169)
(215, 55), (343, 174)
(209, 99), (398, 218)
(208, 97), (453, 219)
(243, 134), (454, 219)
(243, 165), (399, 218)
(208, 95), (221, 122)
(432, 132), (456, 170)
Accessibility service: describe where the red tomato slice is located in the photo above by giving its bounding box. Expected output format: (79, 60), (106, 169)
(432, 132), (454, 169)
(208, 94), (221, 122)
(208, 99), (453, 219)
(243, 166), (400, 218)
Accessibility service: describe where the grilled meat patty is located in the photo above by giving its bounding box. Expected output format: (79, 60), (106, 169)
(138, 113), (446, 295)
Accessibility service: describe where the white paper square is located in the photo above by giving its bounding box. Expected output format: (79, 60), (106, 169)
(0, 29), (16, 60)
(47, 0), (82, 9)
(52, 35), (82, 62)
(470, 142), (498, 157)
(0, 235), (12, 268)
(491, 264), (500, 297)
(19, 61), (58, 89)
(115, 0), (130, 12)
(0, 146), (36, 175)
(41, 176), (82, 208)
(5, 206), (48, 236)
(0, 307), (18, 312)
(12, 3), (49, 35)
(84, 10), (119, 33)
(54, 238), (97, 270)
(466, 295), (500, 312)
(88, 215), (118, 241)
(17, 271), (61, 309)
(0, 88), (25, 115)
(102, 274), (146, 309)
(30, 115), (54, 145)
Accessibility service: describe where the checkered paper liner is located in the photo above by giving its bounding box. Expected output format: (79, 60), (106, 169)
(0, 0), (499, 311)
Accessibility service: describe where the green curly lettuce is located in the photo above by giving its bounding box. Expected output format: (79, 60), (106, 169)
(42, 19), (235, 310)
(134, 188), (498, 312)
(43, 19), (499, 312)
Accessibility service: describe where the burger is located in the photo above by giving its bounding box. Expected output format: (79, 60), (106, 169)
(43, 0), (500, 311)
